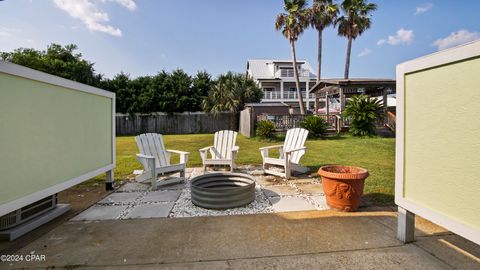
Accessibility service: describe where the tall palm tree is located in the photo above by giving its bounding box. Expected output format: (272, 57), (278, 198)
(310, 0), (338, 82)
(275, 0), (310, 115)
(336, 0), (377, 79)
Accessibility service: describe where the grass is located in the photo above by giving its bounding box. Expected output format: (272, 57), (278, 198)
(97, 134), (395, 205)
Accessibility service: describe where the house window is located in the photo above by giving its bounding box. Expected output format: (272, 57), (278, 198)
(289, 88), (306, 92)
(280, 67), (294, 77)
(263, 87), (275, 92)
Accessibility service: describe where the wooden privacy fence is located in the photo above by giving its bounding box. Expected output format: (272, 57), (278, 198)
(116, 112), (238, 136)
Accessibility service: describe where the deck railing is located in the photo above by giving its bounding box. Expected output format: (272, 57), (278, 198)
(263, 91), (316, 100)
(257, 114), (342, 132)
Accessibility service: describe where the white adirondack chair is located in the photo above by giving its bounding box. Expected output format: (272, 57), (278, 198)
(199, 130), (239, 172)
(135, 133), (189, 189)
(259, 128), (309, 179)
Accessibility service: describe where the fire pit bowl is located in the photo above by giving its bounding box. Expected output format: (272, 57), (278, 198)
(190, 173), (256, 209)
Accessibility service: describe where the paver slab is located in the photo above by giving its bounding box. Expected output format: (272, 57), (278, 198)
(297, 184), (324, 195)
(98, 192), (143, 204)
(125, 203), (174, 219)
(268, 196), (316, 212)
(262, 185), (298, 197)
(142, 190), (181, 202)
(71, 205), (127, 221)
(255, 176), (287, 187)
(310, 195), (329, 209)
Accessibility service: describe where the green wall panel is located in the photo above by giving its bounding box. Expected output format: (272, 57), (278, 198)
(404, 57), (480, 231)
(0, 72), (113, 206)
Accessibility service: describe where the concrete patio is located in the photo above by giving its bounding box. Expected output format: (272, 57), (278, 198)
(2, 210), (479, 269)
(1, 168), (479, 269)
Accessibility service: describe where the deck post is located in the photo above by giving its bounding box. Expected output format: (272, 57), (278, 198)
(340, 88), (346, 113)
(314, 93), (319, 114)
(305, 81), (310, 110)
(383, 88), (388, 125)
(326, 91), (329, 117)
(105, 170), (114, 190)
(397, 206), (415, 243)
(280, 81), (284, 99)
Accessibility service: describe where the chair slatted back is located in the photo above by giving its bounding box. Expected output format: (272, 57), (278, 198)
(283, 128), (309, 164)
(212, 130), (237, 160)
(135, 133), (170, 168)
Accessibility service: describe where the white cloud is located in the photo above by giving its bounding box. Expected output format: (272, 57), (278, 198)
(53, 0), (137, 37)
(433, 29), (480, 51)
(415, 3), (433, 15)
(377, 28), (414, 46)
(114, 0), (136, 11)
(102, 0), (136, 11)
(358, 48), (372, 57)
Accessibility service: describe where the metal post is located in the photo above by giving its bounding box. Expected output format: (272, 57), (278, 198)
(398, 206), (415, 243)
(105, 170), (114, 190)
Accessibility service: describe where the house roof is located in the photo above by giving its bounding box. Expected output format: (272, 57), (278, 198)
(311, 78), (396, 93)
(247, 59), (316, 79)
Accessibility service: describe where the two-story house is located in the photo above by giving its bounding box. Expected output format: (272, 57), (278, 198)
(246, 59), (317, 111)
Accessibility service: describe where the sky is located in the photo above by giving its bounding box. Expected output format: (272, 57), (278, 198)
(0, 0), (479, 79)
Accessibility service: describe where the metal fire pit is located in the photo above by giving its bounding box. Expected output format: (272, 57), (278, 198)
(190, 173), (256, 209)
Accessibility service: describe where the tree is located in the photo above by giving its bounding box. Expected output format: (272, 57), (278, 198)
(342, 94), (382, 136)
(275, 0), (310, 115)
(1, 43), (103, 86)
(336, 0), (377, 79)
(310, 0), (338, 82)
(202, 72), (262, 114)
(191, 71), (213, 110)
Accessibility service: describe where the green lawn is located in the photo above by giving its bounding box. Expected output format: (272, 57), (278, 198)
(107, 134), (395, 205)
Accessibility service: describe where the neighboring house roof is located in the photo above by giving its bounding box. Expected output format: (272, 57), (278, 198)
(247, 59), (316, 79)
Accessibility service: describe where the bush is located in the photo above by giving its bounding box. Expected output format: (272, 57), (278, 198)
(300, 115), (330, 138)
(256, 120), (276, 139)
(342, 94), (383, 136)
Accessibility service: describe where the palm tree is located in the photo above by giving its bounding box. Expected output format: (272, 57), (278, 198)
(202, 72), (262, 115)
(310, 0), (338, 82)
(275, 0), (310, 115)
(336, 0), (377, 79)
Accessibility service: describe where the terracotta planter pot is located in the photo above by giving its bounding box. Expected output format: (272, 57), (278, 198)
(318, 165), (369, 212)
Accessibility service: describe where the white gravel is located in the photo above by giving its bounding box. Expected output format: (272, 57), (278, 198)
(169, 184), (273, 218)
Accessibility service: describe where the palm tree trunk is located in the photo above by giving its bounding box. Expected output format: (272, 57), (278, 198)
(344, 36), (353, 79)
(317, 29), (323, 83)
(290, 40), (306, 115)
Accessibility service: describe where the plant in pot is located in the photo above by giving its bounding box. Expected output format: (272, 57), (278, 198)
(342, 94), (383, 136)
(318, 165), (369, 212)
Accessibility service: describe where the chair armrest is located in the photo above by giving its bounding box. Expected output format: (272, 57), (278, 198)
(199, 146), (213, 152)
(167, 149), (190, 155)
(258, 145), (283, 151)
(232, 146), (239, 152)
(136, 153), (155, 160)
(167, 149), (189, 164)
(284, 147), (307, 154)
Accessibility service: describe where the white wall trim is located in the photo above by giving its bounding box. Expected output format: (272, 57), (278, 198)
(395, 40), (480, 245)
(0, 60), (114, 98)
(0, 164), (114, 217)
